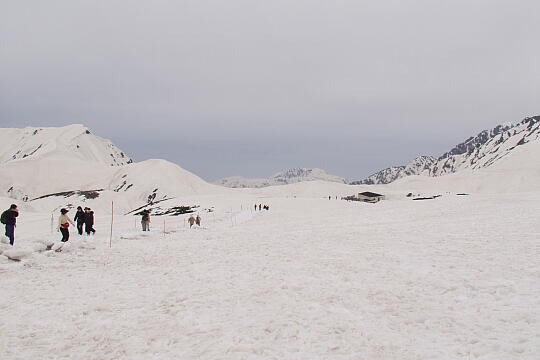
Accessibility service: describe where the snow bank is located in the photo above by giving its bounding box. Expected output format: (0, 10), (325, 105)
(3, 248), (32, 261)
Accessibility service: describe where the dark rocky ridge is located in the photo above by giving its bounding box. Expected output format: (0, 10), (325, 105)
(351, 116), (540, 185)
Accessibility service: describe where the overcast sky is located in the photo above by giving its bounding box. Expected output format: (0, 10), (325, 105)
(1, 0), (538, 181)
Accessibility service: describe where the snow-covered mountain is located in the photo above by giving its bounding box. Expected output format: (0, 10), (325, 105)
(429, 117), (539, 175)
(351, 156), (436, 185)
(0, 125), (224, 213)
(352, 116), (540, 185)
(215, 168), (347, 188)
(0, 124), (132, 166)
(213, 176), (273, 189)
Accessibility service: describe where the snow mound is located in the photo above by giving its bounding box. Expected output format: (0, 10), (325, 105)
(3, 248), (32, 261)
(0, 242), (12, 254)
(0, 235), (9, 245)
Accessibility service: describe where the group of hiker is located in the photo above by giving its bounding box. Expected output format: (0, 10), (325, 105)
(254, 204), (270, 211)
(140, 209), (201, 230)
(58, 206), (96, 243)
(1, 204), (95, 245)
(188, 214), (201, 228)
(2, 202), (258, 246)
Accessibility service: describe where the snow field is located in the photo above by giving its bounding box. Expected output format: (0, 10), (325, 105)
(0, 194), (539, 359)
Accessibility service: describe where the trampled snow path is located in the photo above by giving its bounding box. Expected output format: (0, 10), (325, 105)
(0, 195), (539, 359)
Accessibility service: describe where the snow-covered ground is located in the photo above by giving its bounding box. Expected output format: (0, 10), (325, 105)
(1, 192), (538, 359)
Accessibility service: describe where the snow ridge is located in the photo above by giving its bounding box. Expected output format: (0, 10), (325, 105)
(351, 156), (436, 185)
(215, 168), (347, 188)
(0, 124), (132, 166)
(352, 116), (540, 184)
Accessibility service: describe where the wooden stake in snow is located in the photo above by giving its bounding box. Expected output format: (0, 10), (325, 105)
(109, 201), (114, 248)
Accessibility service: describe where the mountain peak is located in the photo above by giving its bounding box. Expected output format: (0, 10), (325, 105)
(215, 167), (346, 188)
(351, 115), (540, 184)
(0, 124), (132, 166)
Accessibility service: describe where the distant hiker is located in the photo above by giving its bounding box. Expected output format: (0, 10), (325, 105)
(254, 204), (257, 211)
(188, 215), (196, 228)
(1, 204), (18, 246)
(258, 204), (262, 211)
(195, 215), (201, 227)
(141, 210), (151, 231)
(73, 206), (85, 235)
(57, 208), (75, 242)
(84, 207), (96, 235)
(329, 196), (331, 200)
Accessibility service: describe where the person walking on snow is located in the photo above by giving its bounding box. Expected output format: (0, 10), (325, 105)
(141, 210), (151, 231)
(254, 204), (257, 211)
(84, 207), (96, 235)
(57, 208), (75, 242)
(258, 204), (262, 211)
(1, 204), (18, 246)
(74, 206), (85, 235)
(195, 215), (201, 227)
(188, 215), (196, 228)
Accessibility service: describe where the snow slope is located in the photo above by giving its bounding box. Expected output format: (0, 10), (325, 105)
(0, 193), (538, 359)
(351, 156), (436, 185)
(0, 125), (228, 213)
(381, 136), (540, 195)
(0, 124), (132, 166)
(353, 115), (540, 184)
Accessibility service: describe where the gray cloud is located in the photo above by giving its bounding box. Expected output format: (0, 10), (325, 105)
(1, 0), (538, 180)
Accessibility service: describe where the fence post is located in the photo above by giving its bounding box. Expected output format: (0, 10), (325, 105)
(109, 201), (114, 248)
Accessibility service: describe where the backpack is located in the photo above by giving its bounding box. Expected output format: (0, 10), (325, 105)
(0, 210), (8, 225)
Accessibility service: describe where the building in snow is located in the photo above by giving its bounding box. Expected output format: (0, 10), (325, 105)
(357, 191), (385, 203)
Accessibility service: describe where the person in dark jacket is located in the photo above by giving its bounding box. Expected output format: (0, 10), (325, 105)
(84, 207), (96, 235)
(2, 204), (18, 246)
(73, 206), (85, 236)
(141, 210), (150, 231)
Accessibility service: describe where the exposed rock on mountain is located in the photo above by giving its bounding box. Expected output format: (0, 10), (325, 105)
(351, 116), (540, 185)
(0, 124), (132, 166)
(0, 125), (223, 212)
(351, 156), (436, 185)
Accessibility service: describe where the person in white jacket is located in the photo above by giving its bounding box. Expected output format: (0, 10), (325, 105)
(58, 208), (75, 242)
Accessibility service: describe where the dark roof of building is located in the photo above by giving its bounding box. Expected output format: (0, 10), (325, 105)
(359, 191), (383, 197)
